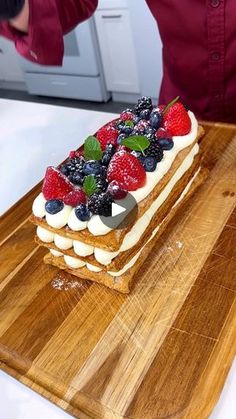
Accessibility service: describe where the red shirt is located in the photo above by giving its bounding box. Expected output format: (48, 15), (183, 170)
(146, 0), (236, 122)
(0, 0), (98, 65)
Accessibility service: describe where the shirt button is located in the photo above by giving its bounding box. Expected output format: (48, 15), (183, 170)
(211, 51), (220, 61)
(211, 0), (220, 7)
(30, 50), (38, 60)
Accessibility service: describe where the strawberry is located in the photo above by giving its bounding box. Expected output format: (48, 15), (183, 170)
(163, 102), (191, 136)
(96, 126), (119, 150)
(107, 152), (146, 191)
(42, 167), (74, 200)
(120, 110), (134, 121)
(64, 189), (86, 207)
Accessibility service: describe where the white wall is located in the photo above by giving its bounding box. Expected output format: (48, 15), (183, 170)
(128, 0), (163, 102)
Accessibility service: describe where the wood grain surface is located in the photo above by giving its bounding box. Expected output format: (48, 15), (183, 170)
(0, 122), (236, 419)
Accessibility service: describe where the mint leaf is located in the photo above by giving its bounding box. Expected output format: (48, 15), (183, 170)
(121, 135), (150, 154)
(84, 136), (102, 161)
(83, 175), (98, 197)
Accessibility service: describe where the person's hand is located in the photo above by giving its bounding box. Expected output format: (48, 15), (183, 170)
(10, 0), (29, 33)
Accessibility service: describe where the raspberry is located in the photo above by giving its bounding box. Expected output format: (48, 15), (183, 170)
(120, 110), (134, 121)
(96, 126), (119, 151)
(107, 180), (128, 200)
(163, 102), (191, 136)
(107, 152), (146, 191)
(155, 127), (172, 139)
(42, 167), (74, 201)
(64, 189), (86, 207)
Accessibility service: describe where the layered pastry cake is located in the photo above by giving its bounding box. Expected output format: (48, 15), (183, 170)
(31, 96), (207, 293)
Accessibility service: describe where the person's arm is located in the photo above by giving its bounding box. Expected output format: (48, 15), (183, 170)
(9, 0), (29, 33)
(0, 0), (98, 65)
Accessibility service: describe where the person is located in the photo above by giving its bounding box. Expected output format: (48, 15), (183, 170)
(145, 1), (234, 122)
(0, 0), (98, 65)
(0, 1), (234, 122)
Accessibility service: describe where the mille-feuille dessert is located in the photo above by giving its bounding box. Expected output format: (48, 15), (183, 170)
(31, 96), (207, 293)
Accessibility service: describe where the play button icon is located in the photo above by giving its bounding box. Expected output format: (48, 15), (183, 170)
(112, 202), (126, 217)
(100, 192), (138, 230)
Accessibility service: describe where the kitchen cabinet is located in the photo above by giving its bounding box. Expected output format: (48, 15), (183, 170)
(0, 38), (24, 83)
(94, 9), (140, 94)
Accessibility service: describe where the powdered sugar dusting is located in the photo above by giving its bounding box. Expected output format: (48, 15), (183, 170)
(51, 275), (84, 291)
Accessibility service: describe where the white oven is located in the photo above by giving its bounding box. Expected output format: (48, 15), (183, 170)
(20, 18), (110, 102)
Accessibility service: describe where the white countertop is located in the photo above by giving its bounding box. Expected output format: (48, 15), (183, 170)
(0, 99), (235, 418)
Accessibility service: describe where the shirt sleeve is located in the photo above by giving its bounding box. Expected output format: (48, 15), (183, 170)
(0, 0), (98, 66)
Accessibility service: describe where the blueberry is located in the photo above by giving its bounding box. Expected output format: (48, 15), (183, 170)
(149, 110), (162, 129)
(75, 204), (91, 221)
(120, 124), (134, 136)
(83, 160), (103, 176)
(133, 115), (140, 125)
(117, 133), (127, 145)
(45, 199), (64, 215)
(158, 138), (174, 150)
(139, 109), (151, 120)
(69, 172), (84, 185)
(142, 156), (158, 172)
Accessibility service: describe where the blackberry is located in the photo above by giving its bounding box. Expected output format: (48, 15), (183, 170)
(134, 96), (153, 114)
(96, 175), (108, 192)
(145, 143), (163, 162)
(60, 157), (84, 177)
(88, 192), (113, 217)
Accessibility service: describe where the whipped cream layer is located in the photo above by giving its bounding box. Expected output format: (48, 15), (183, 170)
(36, 143), (199, 266)
(52, 169), (200, 277)
(33, 111), (198, 236)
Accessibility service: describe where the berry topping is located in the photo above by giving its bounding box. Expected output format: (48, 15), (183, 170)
(107, 152), (146, 191)
(83, 160), (103, 176)
(158, 138), (174, 151)
(145, 142), (164, 161)
(69, 172), (84, 186)
(42, 167), (74, 200)
(75, 204), (91, 222)
(96, 125), (119, 150)
(107, 180), (128, 200)
(120, 109), (134, 121)
(142, 156), (158, 172)
(45, 199), (64, 215)
(69, 151), (76, 159)
(139, 109), (151, 120)
(149, 109), (162, 129)
(117, 133), (127, 145)
(64, 189), (86, 207)
(134, 96), (153, 114)
(163, 101), (191, 136)
(60, 156), (85, 178)
(101, 143), (116, 166)
(88, 192), (112, 217)
(156, 128), (174, 150)
(96, 175), (108, 192)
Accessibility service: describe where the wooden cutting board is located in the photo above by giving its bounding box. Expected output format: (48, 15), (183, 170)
(0, 122), (236, 419)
